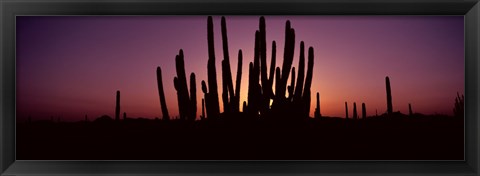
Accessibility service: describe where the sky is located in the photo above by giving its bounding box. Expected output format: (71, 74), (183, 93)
(16, 16), (464, 122)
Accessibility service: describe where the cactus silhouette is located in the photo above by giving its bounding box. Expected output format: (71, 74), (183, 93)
(293, 41), (305, 105)
(259, 16), (271, 115)
(201, 80), (212, 119)
(189, 73), (197, 121)
(409, 103), (413, 116)
(174, 50), (190, 121)
(163, 16), (318, 121)
(123, 112), (127, 121)
(302, 47), (314, 118)
(156, 67), (170, 120)
(173, 50), (197, 121)
(243, 101), (248, 114)
(222, 60), (230, 113)
(353, 102), (358, 120)
(115, 90), (120, 121)
(314, 92), (321, 119)
(287, 67), (296, 102)
(268, 41), (277, 99)
(273, 20), (295, 109)
(246, 30), (263, 117)
(362, 103), (366, 119)
(247, 61), (260, 117)
(386, 76), (393, 115)
(233, 50), (243, 113)
(206, 16), (220, 120)
(201, 98), (206, 120)
(220, 16), (236, 114)
(345, 102), (349, 119)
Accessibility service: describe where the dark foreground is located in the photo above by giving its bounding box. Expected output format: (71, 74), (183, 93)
(17, 115), (464, 160)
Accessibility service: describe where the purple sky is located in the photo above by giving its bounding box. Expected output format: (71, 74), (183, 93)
(16, 16), (464, 121)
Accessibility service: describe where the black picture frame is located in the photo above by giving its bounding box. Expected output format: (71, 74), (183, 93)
(1, 0), (479, 175)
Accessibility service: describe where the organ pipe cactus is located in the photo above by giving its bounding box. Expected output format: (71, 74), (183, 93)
(287, 67), (296, 102)
(302, 47), (314, 118)
(353, 102), (358, 120)
(362, 103), (366, 119)
(314, 92), (321, 119)
(173, 50), (197, 121)
(156, 67), (170, 120)
(386, 76), (393, 115)
(220, 16), (236, 114)
(345, 102), (349, 119)
(206, 16), (220, 120)
(233, 50), (243, 113)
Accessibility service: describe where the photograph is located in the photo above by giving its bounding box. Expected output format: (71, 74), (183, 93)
(15, 15), (464, 160)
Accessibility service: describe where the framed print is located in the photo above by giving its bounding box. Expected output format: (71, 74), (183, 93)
(1, 0), (479, 175)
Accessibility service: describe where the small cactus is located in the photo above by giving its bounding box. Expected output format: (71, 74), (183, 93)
(345, 102), (349, 119)
(362, 103), (366, 119)
(314, 92), (321, 119)
(156, 67), (170, 120)
(409, 103), (413, 116)
(353, 102), (358, 120)
(115, 90), (120, 121)
(386, 76), (393, 115)
(206, 16), (220, 120)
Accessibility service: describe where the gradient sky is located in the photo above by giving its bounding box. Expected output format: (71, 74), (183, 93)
(16, 16), (464, 122)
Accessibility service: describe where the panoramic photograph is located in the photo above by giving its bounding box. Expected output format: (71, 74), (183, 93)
(16, 16), (464, 160)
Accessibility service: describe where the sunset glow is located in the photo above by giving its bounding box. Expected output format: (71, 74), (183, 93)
(16, 16), (464, 121)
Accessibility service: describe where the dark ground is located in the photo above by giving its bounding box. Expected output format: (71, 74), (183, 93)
(16, 114), (464, 160)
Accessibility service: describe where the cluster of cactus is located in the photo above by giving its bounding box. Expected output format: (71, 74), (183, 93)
(453, 92), (464, 118)
(240, 17), (316, 119)
(200, 16), (221, 120)
(154, 16), (318, 121)
(345, 102), (367, 120)
(219, 17), (243, 115)
(173, 50), (197, 121)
